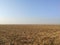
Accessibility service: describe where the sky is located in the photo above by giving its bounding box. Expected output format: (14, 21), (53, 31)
(0, 0), (60, 24)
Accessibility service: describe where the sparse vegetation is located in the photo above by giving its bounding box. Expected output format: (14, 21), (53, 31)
(0, 25), (60, 45)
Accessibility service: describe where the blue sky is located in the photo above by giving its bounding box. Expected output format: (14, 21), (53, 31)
(0, 0), (60, 24)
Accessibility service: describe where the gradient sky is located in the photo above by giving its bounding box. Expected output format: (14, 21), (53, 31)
(0, 0), (60, 24)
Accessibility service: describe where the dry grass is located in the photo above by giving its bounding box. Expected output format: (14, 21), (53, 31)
(0, 25), (60, 45)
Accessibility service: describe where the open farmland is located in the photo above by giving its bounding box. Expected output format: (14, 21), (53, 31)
(0, 25), (60, 45)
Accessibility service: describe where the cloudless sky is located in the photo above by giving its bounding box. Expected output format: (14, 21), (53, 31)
(0, 0), (60, 24)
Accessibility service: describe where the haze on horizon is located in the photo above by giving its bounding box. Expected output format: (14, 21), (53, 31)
(0, 0), (60, 24)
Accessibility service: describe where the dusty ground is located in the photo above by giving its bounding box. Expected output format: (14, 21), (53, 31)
(0, 25), (60, 45)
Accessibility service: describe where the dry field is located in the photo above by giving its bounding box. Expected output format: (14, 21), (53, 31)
(0, 25), (60, 45)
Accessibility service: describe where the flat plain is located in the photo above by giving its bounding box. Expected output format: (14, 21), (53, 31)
(0, 25), (60, 45)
